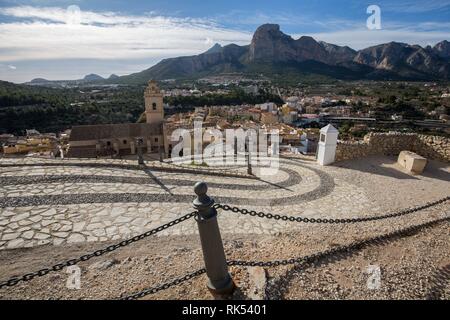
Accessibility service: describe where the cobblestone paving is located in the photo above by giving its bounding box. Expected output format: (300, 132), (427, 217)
(0, 157), (447, 250)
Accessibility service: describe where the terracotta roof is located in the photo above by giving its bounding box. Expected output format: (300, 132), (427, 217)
(69, 123), (163, 142)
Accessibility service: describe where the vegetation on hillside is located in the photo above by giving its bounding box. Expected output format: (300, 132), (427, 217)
(0, 82), (283, 134)
(0, 81), (144, 134)
(164, 88), (283, 107)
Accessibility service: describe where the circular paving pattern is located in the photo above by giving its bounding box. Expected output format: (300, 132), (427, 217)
(0, 157), (376, 249)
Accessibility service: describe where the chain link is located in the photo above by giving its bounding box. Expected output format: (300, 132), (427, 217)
(215, 196), (449, 224)
(122, 213), (450, 299)
(0, 211), (197, 290)
(2, 196), (448, 298)
(227, 250), (333, 268)
(119, 268), (207, 300)
(227, 215), (450, 269)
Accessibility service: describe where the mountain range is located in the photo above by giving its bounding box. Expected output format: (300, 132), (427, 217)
(112, 24), (450, 84)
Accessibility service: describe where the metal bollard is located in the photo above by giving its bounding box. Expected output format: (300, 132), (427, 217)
(193, 182), (235, 296)
(136, 139), (144, 165)
(247, 151), (252, 175)
(158, 144), (163, 162)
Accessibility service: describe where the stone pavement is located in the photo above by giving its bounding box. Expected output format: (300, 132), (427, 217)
(0, 156), (443, 250)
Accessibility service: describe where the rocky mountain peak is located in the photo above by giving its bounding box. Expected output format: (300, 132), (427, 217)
(296, 35), (317, 45)
(433, 40), (450, 58)
(250, 23), (292, 45)
(249, 24), (296, 62)
(253, 23), (282, 35)
(205, 43), (223, 54)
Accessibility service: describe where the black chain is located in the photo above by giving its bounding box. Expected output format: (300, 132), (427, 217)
(117, 249), (359, 299)
(120, 214), (446, 299)
(227, 215), (450, 268)
(228, 256), (317, 268)
(214, 196), (449, 224)
(3, 198), (448, 299)
(0, 211), (197, 290)
(226, 249), (340, 268)
(119, 268), (207, 300)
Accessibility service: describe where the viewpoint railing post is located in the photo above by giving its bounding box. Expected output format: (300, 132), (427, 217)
(158, 144), (163, 162)
(193, 182), (235, 297)
(136, 138), (144, 165)
(247, 150), (252, 175)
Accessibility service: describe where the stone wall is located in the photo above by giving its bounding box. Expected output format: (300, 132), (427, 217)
(415, 134), (450, 162)
(336, 132), (450, 162)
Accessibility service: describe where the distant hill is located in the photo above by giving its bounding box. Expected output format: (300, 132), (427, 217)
(114, 43), (249, 84)
(29, 78), (52, 84)
(112, 24), (450, 84)
(0, 80), (144, 135)
(25, 74), (108, 87)
(83, 74), (104, 81)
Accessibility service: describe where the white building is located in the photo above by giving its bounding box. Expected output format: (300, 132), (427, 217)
(257, 102), (277, 112)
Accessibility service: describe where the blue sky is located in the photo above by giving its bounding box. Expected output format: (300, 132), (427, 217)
(0, 0), (449, 82)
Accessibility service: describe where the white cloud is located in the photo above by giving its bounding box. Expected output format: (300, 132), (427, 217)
(0, 6), (252, 62)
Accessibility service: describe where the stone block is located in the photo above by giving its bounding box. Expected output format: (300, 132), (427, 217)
(397, 151), (427, 174)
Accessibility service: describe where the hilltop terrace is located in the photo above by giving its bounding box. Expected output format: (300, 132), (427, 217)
(0, 151), (449, 299)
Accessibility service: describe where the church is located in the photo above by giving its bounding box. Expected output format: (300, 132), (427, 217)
(67, 80), (169, 159)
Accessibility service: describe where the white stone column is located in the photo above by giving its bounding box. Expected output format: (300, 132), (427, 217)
(317, 124), (339, 166)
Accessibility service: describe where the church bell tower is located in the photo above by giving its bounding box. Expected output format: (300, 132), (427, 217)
(144, 80), (164, 124)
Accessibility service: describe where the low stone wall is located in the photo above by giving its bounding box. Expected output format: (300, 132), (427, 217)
(415, 134), (450, 162)
(336, 132), (450, 163)
(335, 140), (371, 161)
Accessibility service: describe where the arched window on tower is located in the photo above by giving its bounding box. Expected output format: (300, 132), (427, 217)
(152, 102), (157, 110)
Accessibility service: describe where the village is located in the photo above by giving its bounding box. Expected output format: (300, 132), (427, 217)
(1, 80), (449, 161)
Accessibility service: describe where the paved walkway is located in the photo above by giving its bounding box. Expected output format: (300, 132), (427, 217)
(0, 156), (447, 250)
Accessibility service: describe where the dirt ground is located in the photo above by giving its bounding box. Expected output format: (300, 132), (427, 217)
(0, 201), (448, 300)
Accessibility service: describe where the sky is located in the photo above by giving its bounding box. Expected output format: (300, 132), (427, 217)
(0, 0), (449, 83)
